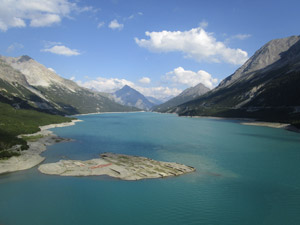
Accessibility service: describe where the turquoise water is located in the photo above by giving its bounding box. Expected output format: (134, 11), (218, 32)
(1, 112), (300, 225)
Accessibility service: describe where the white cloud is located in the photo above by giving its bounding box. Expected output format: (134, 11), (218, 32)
(70, 76), (75, 81)
(164, 67), (218, 89)
(77, 77), (134, 93)
(135, 86), (181, 100)
(125, 12), (143, 20)
(30, 14), (61, 27)
(42, 45), (80, 56)
(97, 21), (105, 28)
(48, 67), (56, 73)
(199, 20), (208, 28)
(232, 34), (251, 40)
(73, 67), (217, 100)
(108, 19), (124, 30)
(0, 0), (93, 31)
(135, 27), (248, 65)
(6, 42), (24, 52)
(139, 77), (151, 84)
(225, 34), (251, 44)
(76, 76), (180, 100)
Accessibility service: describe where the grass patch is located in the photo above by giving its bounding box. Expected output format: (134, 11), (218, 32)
(22, 134), (44, 142)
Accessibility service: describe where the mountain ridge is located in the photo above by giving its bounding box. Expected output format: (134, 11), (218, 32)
(160, 35), (300, 124)
(113, 85), (155, 110)
(153, 82), (210, 112)
(0, 55), (137, 115)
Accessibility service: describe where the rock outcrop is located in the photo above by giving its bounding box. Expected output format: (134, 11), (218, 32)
(38, 153), (196, 180)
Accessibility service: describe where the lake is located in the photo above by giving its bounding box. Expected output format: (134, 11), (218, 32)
(1, 112), (300, 225)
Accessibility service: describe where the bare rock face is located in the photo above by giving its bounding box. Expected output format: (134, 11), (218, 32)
(38, 153), (196, 180)
(1, 55), (79, 91)
(219, 35), (300, 88)
(0, 55), (136, 114)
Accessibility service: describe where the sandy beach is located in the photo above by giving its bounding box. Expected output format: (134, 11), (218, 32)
(0, 119), (82, 175)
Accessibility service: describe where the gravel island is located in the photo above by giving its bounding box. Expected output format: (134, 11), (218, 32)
(38, 153), (196, 180)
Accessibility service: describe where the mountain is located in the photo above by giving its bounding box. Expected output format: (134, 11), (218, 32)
(0, 55), (136, 115)
(146, 96), (163, 105)
(165, 35), (300, 124)
(153, 83), (210, 112)
(113, 85), (155, 110)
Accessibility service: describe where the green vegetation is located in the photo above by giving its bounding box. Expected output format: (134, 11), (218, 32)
(0, 150), (20, 159)
(21, 134), (44, 142)
(37, 85), (139, 115)
(0, 102), (73, 158)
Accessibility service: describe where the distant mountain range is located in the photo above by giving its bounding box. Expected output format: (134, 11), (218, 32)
(156, 35), (300, 124)
(113, 85), (157, 110)
(0, 55), (137, 115)
(153, 83), (210, 112)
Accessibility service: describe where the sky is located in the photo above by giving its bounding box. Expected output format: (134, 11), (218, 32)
(0, 0), (300, 100)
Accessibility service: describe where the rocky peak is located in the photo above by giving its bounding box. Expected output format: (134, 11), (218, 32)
(219, 35), (300, 88)
(17, 55), (32, 63)
(178, 83), (210, 98)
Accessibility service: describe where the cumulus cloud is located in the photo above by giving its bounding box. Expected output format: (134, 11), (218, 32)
(42, 45), (80, 56)
(135, 86), (181, 100)
(77, 77), (134, 93)
(0, 0), (93, 31)
(6, 42), (24, 52)
(164, 67), (218, 89)
(70, 76), (75, 81)
(108, 19), (124, 30)
(135, 27), (248, 65)
(139, 77), (151, 84)
(76, 76), (181, 100)
(30, 14), (61, 27)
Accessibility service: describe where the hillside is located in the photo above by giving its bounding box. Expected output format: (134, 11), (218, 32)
(153, 83), (210, 112)
(0, 102), (72, 158)
(167, 35), (300, 125)
(0, 55), (137, 115)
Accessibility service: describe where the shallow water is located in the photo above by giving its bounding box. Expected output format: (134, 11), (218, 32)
(1, 112), (300, 225)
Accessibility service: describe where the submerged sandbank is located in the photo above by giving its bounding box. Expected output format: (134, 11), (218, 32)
(38, 153), (196, 180)
(0, 120), (82, 175)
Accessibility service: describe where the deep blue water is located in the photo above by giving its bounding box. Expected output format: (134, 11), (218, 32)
(1, 112), (300, 225)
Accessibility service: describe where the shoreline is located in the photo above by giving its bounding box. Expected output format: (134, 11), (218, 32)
(178, 114), (300, 132)
(72, 111), (144, 116)
(0, 119), (82, 175)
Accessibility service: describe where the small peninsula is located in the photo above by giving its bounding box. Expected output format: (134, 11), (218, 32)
(0, 120), (81, 174)
(38, 153), (196, 180)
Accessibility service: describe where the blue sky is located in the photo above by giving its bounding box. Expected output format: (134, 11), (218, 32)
(0, 0), (299, 99)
